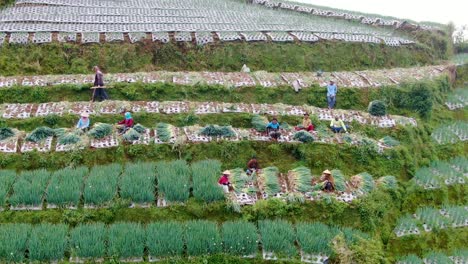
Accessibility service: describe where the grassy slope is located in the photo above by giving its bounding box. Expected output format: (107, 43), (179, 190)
(0, 42), (437, 76)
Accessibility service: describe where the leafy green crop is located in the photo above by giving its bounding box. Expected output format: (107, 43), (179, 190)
(108, 222), (145, 259)
(57, 131), (81, 145)
(88, 123), (112, 139)
(0, 127), (14, 141)
(156, 123), (172, 142)
(0, 170), (16, 207)
(293, 130), (314, 143)
(290, 166), (313, 193)
(133, 123), (146, 134)
(83, 163), (121, 207)
(381, 136), (400, 147)
(156, 160), (191, 202)
(222, 221), (258, 256)
(25, 126), (54, 142)
(122, 128), (141, 142)
(258, 219), (296, 258)
(368, 100), (387, 116)
(0, 224), (31, 262)
(146, 222), (184, 258)
(70, 223), (107, 259)
(119, 162), (155, 204)
(252, 115), (268, 132)
(46, 166), (87, 207)
(260, 167), (281, 196)
(28, 223), (68, 262)
(297, 222), (334, 255)
(9, 169), (50, 207)
(200, 125), (236, 137)
(330, 169), (347, 192)
(191, 160), (224, 202)
(186, 220), (222, 256)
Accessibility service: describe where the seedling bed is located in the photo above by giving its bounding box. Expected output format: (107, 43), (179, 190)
(21, 137), (53, 152)
(90, 134), (118, 149)
(2, 103), (34, 119)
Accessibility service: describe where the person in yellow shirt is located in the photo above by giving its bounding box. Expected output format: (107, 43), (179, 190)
(295, 113), (314, 132)
(330, 117), (347, 133)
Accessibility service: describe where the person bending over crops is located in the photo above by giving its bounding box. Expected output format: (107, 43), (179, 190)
(92, 66), (109, 102)
(218, 170), (231, 193)
(320, 170), (335, 192)
(266, 118), (281, 141)
(117, 112), (134, 134)
(76, 112), (90, 132)
(330, 116), (348, 133)
(295, 113), (314, 132)
(246, 157), (260, 175)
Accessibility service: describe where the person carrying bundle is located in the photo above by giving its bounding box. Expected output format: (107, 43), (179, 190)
(91, 66), (109, 102)
(218, 170), (231, 193)
(266, 117), (281, 141)
(320, 170), (335, 192)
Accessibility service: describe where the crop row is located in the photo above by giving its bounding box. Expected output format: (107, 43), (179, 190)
(0, 160), (221, 210)
(0, 220), (369, 263)
(413, 156), (468, 189)
(397, 250), (467, 264)
(394, 204), (468, 237)
(0, 160), (404, 211)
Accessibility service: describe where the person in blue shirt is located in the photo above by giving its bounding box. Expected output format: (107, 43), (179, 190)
(76, 112), (90, 132)
(327, 80), (337, 109)
(266, 118), (281, 141)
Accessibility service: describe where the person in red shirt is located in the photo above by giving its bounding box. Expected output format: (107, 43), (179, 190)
(218, 170), (231, 193)
(117, 112), (134, 134)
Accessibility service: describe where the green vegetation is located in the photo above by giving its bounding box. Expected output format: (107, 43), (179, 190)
(368, 100), (387, 116)
(0, 223), (30, 262)
(25, 126), (55, 142)
(119, 162), (155, 205)
(108, 222), (145, 259)
(83, 163), (121, 207)
(191, 160), (224, 203)
(222, 221), (258, 257)
(0, 127), (14, 141)
(156, 160), (191, 203)
(88, 123), (113, 139)
(186, 220), (222, 256)
(146, 221), (185, 259)
(200, 125), (236, 137)
(0, 42), (438, 76)
(0, 170), (15, 208)
(46, 166), (87, 207)
(69, 223), (107, 259)
(297, 222), (335, 256)
(28, 223), (68, 262)
(258, 219), (297, 258)
(9, 169), (50, 208)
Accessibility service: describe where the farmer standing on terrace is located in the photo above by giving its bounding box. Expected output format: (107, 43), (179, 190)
(92, 66), (109, 102)
(327, 80), (337, 109)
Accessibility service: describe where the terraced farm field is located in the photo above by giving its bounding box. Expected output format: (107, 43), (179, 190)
(0, 0), (466, 263)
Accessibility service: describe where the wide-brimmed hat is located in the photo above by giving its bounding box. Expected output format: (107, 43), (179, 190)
(222, 170), (231, 175)
(322, 169), (331, 174)
(81, 112), (89, 118)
